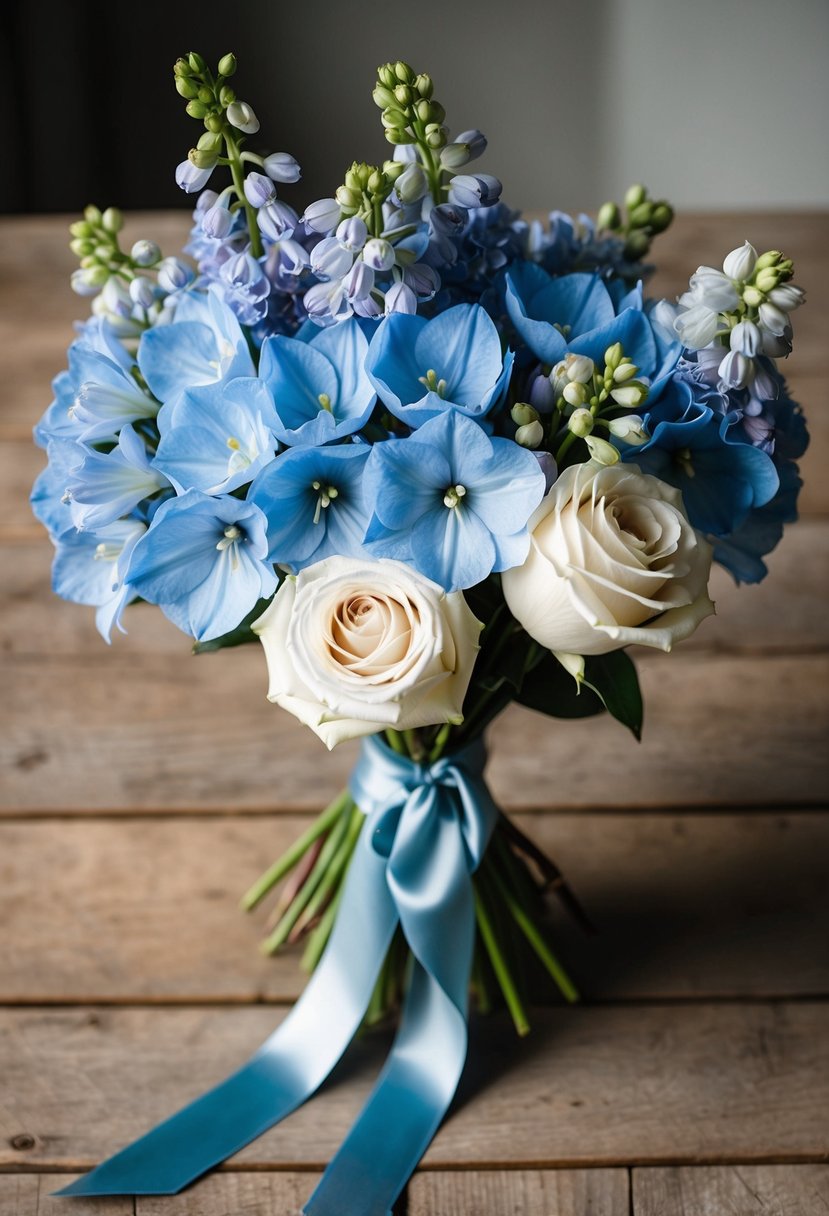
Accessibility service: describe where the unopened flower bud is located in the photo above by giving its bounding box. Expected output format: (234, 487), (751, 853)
(650, 202), (674, 233)
(754, 267), (779, 293)
(394, 61), (414, 84)
(385, 128), (416, 146)
(613, 361), (639, 383)
(609, 381), (648, 408)
(395, 162), (427, 204)
(769, 283), (805, 310)
(723, 240), (757, 281)
(71, 265), (108, 295)
(188, 146), (219, 170)
(217, 52), (237, 77)
(226, 100), (259, 134)
(758, 301), (789, 336)
(84, 205), (103, 225)
(70, 220), (95, 239)
(381, 108), (409, 130)
(363, 238), (396, 272)
(565, 353), (594, 383)
(425, 126), (446, 150)
(336, 216), (368, 252)
(384, 280), (417, 314)
(718, 350), (751, 389)
(197, 130), (222, 153)
(335, 185), (360, 212)
(515, 420), (544, 449)
(244, 172), (276, 209)
(130, 239), (161, 267)
(585, 435), (620, 465)
(70, 238), (94, 257)
(186, 99), (208, 119)
(628, 202), (653, 228)
(129, 276), (156, 309)
(414, 73), (433, 98)
(303, 198), (341, 234)
(729, 319), (762, 357)
(624, 183), (647, 210)
(176, 76), (199, 99)
(188, 51), (207, 73)
(511, 402), (540, 428)
(157, 256), (195, 293)
(597, 201), (620, 230)
(440, 142), (472, 171)
(394, 83), (414, 107)
(742, 285), (763, 307)
(562, 381), (587, 407)
(201, 201), (234, 238)
(373, 84), (397, 110)
(263, 152), (301, 183)
(754, 250), (782, 272)
(204, 113), (224, 133)
(623, 231), (650, 260)
(568, 408), (594, 437)
(607, 414), (648, 445)
(604, 342), (624, 371)
(533, 450), (558, 492)
(219, 85), (236, 107)
(528, 369), (556, 413)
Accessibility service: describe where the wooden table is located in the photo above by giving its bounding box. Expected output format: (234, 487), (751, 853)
(2, 212), (828, 1215)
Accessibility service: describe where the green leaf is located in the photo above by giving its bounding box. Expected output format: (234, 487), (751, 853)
(516, 650), (605, 720)
(192, 598), (271, 654)
(582, 650), (643, 741)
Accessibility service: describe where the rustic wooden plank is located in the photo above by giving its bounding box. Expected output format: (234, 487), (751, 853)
(633, 1164), (829, 1215)
(4, 522), (828, 660)
(2, 1003), (826, 1171)
(138, 1173), (323, 1216)
(1, 812), (826, 1004)
(408, 1167), (630, 1215)
(0, 1175), (132, 1215)
(3, 648), (826, 813)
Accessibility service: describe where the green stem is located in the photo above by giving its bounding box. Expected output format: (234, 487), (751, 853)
(473, 876), (530, 1036)
(291, 808), (364, 939)
(555, 429), (578, 466)
(300, 882), (344, 972)
(428, 721), (453, 763)
(384, 729), (407, 755)
(240, 788), (351, 911)
(224, 128), (263, 258)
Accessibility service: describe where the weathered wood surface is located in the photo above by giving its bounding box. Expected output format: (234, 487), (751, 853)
(407, 1167), (630, 1214)
(632, 1164), (829, 1215)
(0, 1176), (132, 1216)
(1, 812), (827, 1004)
(2, 1003), (827, 1171)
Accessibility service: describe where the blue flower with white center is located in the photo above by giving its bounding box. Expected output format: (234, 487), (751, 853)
(52, 518), (146, 642)
(363, 410), (545, 591)
(66, 344), (159, 444)
(126, 491), (277, 642)
(505, 264), (679, 397)
(154, 379), (277, 495)
(258, 319), (376, 447)
(365, 303), (514, 428)
(66, 425), (170, 531)
(137, 288), (254, 403)
(248, 443), (371, 571)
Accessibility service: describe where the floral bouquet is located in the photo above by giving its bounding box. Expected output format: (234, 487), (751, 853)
(33, 50), (807, 1214)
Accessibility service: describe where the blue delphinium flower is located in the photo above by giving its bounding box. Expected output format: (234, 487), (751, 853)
(154, 380), (277, 495)
(126, 491), (277, 641)
(365, 303), (513, 428)
(65, 344), (159, 444)
(363, 410), (545, 591)
(66, 425), (170, 531)
(31, 438), (84, 540)
(217, 251), (271, 326)
(137, 287), (255, 403)
(248, 443), (371, 571)
(258, 318), (376, 446)
(52, 518), (147, 642)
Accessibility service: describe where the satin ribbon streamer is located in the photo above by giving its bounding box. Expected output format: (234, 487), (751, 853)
(58, 734), (498, 1215)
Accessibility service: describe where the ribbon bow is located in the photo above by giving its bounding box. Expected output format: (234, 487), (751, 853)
(58, 734), (499, 1216)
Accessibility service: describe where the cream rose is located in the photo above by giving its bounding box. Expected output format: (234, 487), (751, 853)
(252, 555), (482, 749)
(501, 461), (714, 659)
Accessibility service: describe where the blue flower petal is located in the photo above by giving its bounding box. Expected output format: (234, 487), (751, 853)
(411, 504), (495, 591)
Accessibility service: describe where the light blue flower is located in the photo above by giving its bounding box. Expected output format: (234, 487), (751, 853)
(365, 303), (514, 428)
(154, 379), (277, 495)
(52, 518), (146, 642)
(137, 288), (254, 403)
(217, 252), (270, 326)
(66, 344), (159, 444)
(248, 443), (371, 570)
(66, 424), (170, 531)
(31, 438), (84, 539)
(258, 319), (376, 446)
(126, 491), (277, 641)
(363, 410), (545, 591)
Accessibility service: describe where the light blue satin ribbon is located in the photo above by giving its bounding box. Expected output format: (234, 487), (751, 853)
(57, 733), (498, 1214)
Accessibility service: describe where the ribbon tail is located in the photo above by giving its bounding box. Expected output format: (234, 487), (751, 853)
(56, 836), (397, 1197)
(303, 960), (470, 1216)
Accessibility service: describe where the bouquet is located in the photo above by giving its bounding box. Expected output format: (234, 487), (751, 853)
(33, 50), (808, 1213)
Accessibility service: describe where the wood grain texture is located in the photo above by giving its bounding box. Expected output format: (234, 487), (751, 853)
(407, 1167), (630, 1215)
(2, 1003), (827, 1171)
(0, 1175), (132, 1215)
(1, 812), (826, 1004)
(633, 1164), (829, 1215)
(138, 1173), (323, 1216)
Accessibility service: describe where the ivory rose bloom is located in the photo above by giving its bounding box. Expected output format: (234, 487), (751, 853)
(502, 461), (714, 659)
(252, 555), (482, 748)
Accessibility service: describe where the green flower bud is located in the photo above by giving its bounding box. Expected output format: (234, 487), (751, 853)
(204, 113), (224, 133)
(217, 52), (237, 77)
(84, 204), (103, 225)
(604, 342), (623, 371)
(367, 169), (385, 194)
(197, 86), (213, 104)
(628, 202), (653, 228)
(427, 100), (446, 125)
(511, 402), (540, 427)
(585, 435), (621, 465)
(649, 201), (674, 233)
(94, 243), (112, 259)
(613, 360), (639, 383)
(754, 250), (782, 271)
(383, 159), (406, 181)
(377, 64), (396, 89)
(425, 126), (446, 149)
(381, 108), (409, 130)
(414, 73), (433, 98)
(563, 381), (587, 407)
(742, 285), (763, 307)
(197, 130), (222, 153)
(173, 58), (191, 78)
(610, 381), (648, 408)
(101, 207), (122, 234)
(568, 407), (594, 437)
(394, 83), (414, 106)
(84, 264), (110, 289)
(623, 231), (650, 260)
(79, 254), (97, 269)
(597, 201), (621, 231)
(373, 85), (397, 110)
(188, 51), (207, 74)
(219, 85), (236, 107)
(175, 76), (199, 100)
(385, 128), (416, 145)
(189, 146), (219, 170)
(777, 258), (794, 280)
(336, 185), (360, 211)
(515, 420), (544, 449)
(624, 183), (647, 210)
(754, 267), (779, 293)
(394, 61), (415, 84)
(186, 99), (208, 119)
(70, 220), (95, 238)
(70, 238), (94, 257)
(345, 166), (364, 191)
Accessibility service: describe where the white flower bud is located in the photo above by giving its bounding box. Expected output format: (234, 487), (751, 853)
(607, 415), (648, 445)
(567, 408), (594, 437)
(718, 350), (752, 390)
(722, 240), (757, 281)
(515, 420), (544, 449)
(768, 283), (805, 311)
(226, 101), (260, 134)
(729, 319), (762, 357)
(130, 239), (161, 267)
(562, 381), (587, 407)
(363, 238), (396, 272)
(610, 382), (648, 408)
(565, 353), (594, 384)
(584, 435), (620, 465)
(758, 301), (789, 336)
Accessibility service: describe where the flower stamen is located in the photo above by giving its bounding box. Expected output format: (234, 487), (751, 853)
(443, 483), (467, 509)
(312, 481), (339, 525)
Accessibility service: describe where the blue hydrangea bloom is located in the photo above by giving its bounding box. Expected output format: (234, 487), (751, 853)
(363, 410), (545, 591)
(258, 318), (376, 446)
(248, 443), (371, 571)
(137, 288), (255, 403)
(52, 518), (147, 642)
(365, 303), (514, 428)
(711, 461), (802, 583)
(126, 491), (277, 641)
(505, 264), (679, 394)
(66, 425), (170, 531)
(154, 379), (277, 495)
